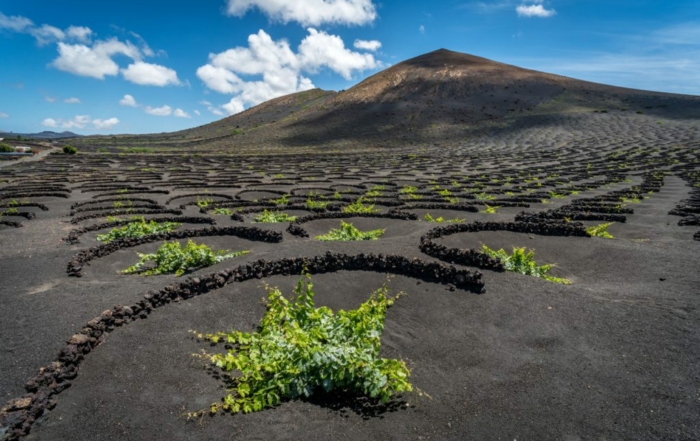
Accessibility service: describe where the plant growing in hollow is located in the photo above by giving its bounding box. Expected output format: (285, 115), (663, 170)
(272, 194), (290, 206)
(481, 204), (500, 214)
(423, 213), (464, 223)
(305, 198), (328, 210)
(342, 197), (379, 214)
(586, 223), (614, 239)
(253, 210), (297, 223)
(481, 245), (571, 284)
(315, 221), (385, 241)
(96, 218), (181, 243)
(123, 240), (249, 276)
(213, 207), (233, 216)
(197, 197), (214, 208)
(192, 275), (411, 415)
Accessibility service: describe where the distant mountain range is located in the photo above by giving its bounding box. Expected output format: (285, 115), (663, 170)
(0, 130), (82, 140)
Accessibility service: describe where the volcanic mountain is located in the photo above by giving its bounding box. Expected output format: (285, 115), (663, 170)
(76, 49), (700, 151)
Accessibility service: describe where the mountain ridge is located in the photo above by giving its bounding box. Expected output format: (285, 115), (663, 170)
(72, 49), (700, 152)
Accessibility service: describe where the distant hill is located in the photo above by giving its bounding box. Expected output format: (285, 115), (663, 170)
(71, 49), (700, 152)
(0, 131), (82, 140)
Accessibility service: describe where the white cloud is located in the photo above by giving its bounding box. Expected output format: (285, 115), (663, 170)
(52, 39), (141, 79)
(119, 94), (138, 107)
(419, 25), (425, 33)
(208, 106), (225, 116)
(194, 110), (201, 116)
(64, 97), (81, 104)
(44, 96), (57, 103)
(145, 105), (173, 116)
(92, 117), (119, 130)
(222, 98), (245, 115)
(66, 26), (92, 43)
(0, 12), (33, 32)
(0, 112), (9, 118)
(197, 28), (380, 115)
(353, 39), (381, 51)
(29, 24), (65, 45)
(299, 28), (380, 79)
(61, 115), (91, 129)
(174, 108), (191, 118)
(225, 0), (377, 26)
(0, 12), (95, 45)
(42, 118), (58, 128)
(516, 4), (556, 17)
(41, 115), (119, 130)
(121, 61), (180, 86)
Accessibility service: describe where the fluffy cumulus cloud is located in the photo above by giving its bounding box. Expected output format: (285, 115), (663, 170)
(0, 12), (34, 32)
(0, 12), (92, 45)
(92, 117), (120, 130)
(353, 39), (381, 51)
(197, 28), (381, 115)
(52, 39), (180, 86)
(145, 105), (173, 116)
(121, 61), (180, 86)
(0, 12), (179, 86)
(41, 118), (57, 127)
(64, 97), (81, 104)
(173, 108), (191, 118)
(42, 115), (119, 130)
(226, 0), (377, 26)
(119, 94), (138, 107)
(516, 2), (556, 17)
(52, 39), (141, 79)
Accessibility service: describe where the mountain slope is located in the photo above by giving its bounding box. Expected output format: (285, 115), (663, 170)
(74, 49), (700, 152)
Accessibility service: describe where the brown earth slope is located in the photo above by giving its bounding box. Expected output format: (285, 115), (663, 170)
(73, 49), (700, 152)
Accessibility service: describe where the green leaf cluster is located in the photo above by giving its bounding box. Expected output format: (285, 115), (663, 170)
(481, 245), (572, 285)
(253, 210), (297, 223)
(272, 194), (290, 206)
(123, 239), (249, 276)
(481, 204), (500, 214)
(213, 207), (233, 215)
(197, 275), (411, 414)
(586, 222), (614, 238)
(97, 218), (181, 243)
(305, 198), (329, 209)
(315, 221), (385, 241)
(423, 213), (464, 223)
(342, 197), (379, 214)
(197, 197), (214, 208)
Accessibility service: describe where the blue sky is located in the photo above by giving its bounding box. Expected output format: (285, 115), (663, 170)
(1, 0), (698, 135)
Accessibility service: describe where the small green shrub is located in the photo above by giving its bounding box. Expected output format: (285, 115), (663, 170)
(481, 204), (500, 214)
(213, 207), (233, 216)
(305, 198), (328, 209)
(197, 197), (214, 208)
(253, 210), (297, 223)
(399, 186), (418, 194)
(424, 213), (464, 223)
(474, 192), (495, 201)
(123, 240), (249, 276)
(315, 221), (384, 241)
(97, 218), (180, 243)
(193, 275), (411, 414)
(63, 145), (77, 155)
(481, 245), (571, 284)
(586, 223), (614, 238)
(0, 143), (14, 152)
(343, 197), (379, 214)
(272, 194), (290, 206)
